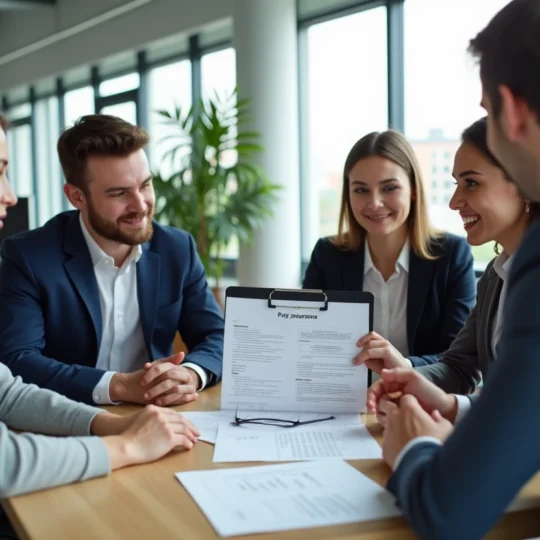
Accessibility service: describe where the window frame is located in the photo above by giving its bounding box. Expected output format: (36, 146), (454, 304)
(297, 0), (405, 280)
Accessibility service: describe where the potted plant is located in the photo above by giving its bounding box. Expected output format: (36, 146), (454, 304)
(152, 89), (281, 306)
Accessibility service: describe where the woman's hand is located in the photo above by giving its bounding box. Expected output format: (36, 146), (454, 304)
(354, 331), (410, 373)
(101, 405), (200, 469)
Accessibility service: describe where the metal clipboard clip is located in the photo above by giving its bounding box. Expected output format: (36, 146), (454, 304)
(267, 288), (328, 311)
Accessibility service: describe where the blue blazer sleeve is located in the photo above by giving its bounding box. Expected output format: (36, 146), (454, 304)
(408, 236), (476, 367)
(177, 234), (224, 384)
(386, 226), (540, 540)
(0, 239), (104, 404)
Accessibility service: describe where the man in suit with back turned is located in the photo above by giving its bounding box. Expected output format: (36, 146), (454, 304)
(366, 1), (540, 538)
(0, 114), (224, 406)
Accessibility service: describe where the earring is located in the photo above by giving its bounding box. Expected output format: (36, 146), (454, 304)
(526, 201), (530, 213)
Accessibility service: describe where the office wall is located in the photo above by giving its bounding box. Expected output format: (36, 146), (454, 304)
(0, 0), (233, 92)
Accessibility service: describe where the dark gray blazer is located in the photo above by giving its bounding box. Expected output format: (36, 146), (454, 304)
(417, 257), (503, 394)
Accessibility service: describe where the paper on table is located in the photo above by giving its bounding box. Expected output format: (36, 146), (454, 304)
(176, 459), (401, 537)
(180, 411), (235, 444)
(213, 422), (382, 462)
(221, 296), (370, 413)
(181, 410), (362, 444)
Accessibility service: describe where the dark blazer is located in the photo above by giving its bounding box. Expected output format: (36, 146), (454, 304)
(302, 234), (476, 367)
(387, 220), (540, 540)
(0, 211), (224, 404)
(418, 257), (503, 393)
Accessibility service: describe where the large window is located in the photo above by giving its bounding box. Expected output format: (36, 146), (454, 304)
(35, 96), (63, 225)
(100, 101), (137, 124)
(148, 60), (192, 176)
(201, 48), (236, 102)
(99, 73), (140, 97)
(300, 7), (388, 260)
(201, 48), (238, 259)
(64, 86), (95, 128)
(11, 124), (33, 199)
(405, 0), (512, 265)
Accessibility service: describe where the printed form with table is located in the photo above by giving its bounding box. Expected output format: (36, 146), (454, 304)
(176, 287), (402, 537)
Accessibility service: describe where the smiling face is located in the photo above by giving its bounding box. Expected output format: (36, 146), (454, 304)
(450, 141), (527, 248)
(65, 149), (155, 246)
(348, 155), (413, 242)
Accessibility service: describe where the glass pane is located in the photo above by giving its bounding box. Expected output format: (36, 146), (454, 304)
(302, 7), (388, 260)
(99, 50), (137, 78)
(404, 0), (512, 266)
(298, 0), (363, 20)
(6, 86), (29, 105)
(6, 130), (16, 192)
(12, 124), (32, 198)
(35, 97), (63, 225)
(63, 66), (91, 89)
(100, 101), (137, 125)
(64, 86), (95, 128)
(201, 48), (236, 103)
(148, 59), (192, 176)
(99, 72), (140, 97)
(7, 103), (31, 121)
(202, 48), (238, 259)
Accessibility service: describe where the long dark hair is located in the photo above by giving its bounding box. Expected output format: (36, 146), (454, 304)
(461, 116), (540, 253)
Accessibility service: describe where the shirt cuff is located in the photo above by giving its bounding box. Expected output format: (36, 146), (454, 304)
(405, 358), (413, 368)
(453, 394), (472, 423)
(183, 363), (208, 391)
(93, 371), (119, 405)
(393, 436), (443, 471)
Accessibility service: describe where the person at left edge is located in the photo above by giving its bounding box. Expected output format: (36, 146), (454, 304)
(303, 130), (476, 369)
(0, 114), (224, 406)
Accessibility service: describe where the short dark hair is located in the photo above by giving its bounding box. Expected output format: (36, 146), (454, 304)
(57, 114), (149, 191)
(0, 112), (9, 132)
(468, 0), (540, 121)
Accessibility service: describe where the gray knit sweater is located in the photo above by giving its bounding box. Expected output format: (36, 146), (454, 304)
(0, 363), (111, 498)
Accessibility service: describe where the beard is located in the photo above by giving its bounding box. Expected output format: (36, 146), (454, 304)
(87, 201), (154, 246)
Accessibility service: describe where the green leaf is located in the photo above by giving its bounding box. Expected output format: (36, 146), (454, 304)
(152, 89), (282, 280)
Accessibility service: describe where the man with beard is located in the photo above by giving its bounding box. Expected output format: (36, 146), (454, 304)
(366, 1), (540, 539)
(0, 114), (224, 406)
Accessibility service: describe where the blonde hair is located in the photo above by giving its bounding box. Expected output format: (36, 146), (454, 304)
(333, 129), (442, 260)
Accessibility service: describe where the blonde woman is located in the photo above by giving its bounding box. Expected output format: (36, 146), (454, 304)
(303, 130), (476, 370)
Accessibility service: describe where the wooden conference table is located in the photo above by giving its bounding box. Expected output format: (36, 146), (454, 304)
(4, 384), (540, 540)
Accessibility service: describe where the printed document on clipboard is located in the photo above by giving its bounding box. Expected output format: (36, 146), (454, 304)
(221, 287), (374, 414)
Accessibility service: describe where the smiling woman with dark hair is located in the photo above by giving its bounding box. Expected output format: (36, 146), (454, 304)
(371, 117), (540, 428)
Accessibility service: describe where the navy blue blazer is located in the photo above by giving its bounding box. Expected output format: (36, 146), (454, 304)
(387, 220), (540, 540)
(302, 234), (476, 366)
(0, 211), (224, 404)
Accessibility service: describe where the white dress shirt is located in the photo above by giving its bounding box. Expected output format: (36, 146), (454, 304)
(79, 216), (207, 404)
(363, 240), (410, 358)
(394, 252), (513, 470)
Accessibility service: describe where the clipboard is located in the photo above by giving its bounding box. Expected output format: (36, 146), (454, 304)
(222, 287), (375, 413)
(225, 287), (373, 315)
